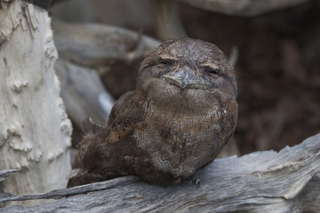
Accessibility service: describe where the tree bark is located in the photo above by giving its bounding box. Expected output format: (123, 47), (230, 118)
(0, 0), (72, 206)
(1, 134), (319, 212)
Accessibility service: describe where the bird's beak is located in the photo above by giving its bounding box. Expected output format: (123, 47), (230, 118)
(161, 67), (211, 89)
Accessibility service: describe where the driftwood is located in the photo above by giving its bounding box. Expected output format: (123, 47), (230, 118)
(1, 133), (319, 212)
(179, 0), (311, 16)
(52, 20), (161, 70)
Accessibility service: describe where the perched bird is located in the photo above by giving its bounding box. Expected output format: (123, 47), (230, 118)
(67, 38), (238, 187)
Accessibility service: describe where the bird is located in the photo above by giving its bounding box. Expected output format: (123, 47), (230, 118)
(67, 37), (238, 187)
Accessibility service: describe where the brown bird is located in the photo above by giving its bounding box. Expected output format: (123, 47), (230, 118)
(67, 38), (238, 187)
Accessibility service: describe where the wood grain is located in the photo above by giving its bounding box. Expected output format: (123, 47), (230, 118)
(1, 134), (319, 212)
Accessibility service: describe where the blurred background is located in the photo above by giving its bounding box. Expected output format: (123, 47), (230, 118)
(50, 0), (320, 155)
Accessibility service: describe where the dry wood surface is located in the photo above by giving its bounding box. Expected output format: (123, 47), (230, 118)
(1, 134), (319, 212)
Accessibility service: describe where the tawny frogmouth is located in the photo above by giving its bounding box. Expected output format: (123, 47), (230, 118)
(67, 38), (238, 187)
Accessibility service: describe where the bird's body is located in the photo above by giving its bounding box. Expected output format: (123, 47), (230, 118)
(67, 38), (238, 187)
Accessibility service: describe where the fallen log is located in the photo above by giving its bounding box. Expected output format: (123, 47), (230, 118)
(1, 133), (319, 212)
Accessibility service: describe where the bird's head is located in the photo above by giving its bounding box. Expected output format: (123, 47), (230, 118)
(136, 38), (237, 109)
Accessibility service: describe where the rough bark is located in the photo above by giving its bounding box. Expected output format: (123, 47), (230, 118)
(1, 134), (319, 212)
(179, 0), (311, 16)
(0, 0), (72, 206)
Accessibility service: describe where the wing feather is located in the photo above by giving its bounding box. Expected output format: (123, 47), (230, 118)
(105, 91), (144, 143)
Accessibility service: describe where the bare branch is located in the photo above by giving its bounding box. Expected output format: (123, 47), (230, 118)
(52, 20), (161, 69)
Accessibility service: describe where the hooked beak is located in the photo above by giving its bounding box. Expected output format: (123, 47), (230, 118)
(161, 67), (211, 89)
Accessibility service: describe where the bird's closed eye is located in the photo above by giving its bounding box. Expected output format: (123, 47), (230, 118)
(204, 67), (219, 76)
(159, 59), (174, 66)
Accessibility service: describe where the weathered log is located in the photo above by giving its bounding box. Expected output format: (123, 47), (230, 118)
(1, 133), (319, 212)
(52, 20), (161, 69)
(179, 0), (311, 16)
(0, 0), (72, 207)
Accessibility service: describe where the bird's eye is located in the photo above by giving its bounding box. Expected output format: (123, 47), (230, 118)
(204, 67), (219, 76)
(159, 59), (174, 66)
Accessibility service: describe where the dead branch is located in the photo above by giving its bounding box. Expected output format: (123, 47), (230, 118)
(52, 20), (161, 69)
(1, 133), (319, 212)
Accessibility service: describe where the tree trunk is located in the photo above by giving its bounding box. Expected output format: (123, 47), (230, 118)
(0, 0), (72, 206)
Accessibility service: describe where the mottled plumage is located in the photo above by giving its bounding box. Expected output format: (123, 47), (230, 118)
(67, 38), (238, 187)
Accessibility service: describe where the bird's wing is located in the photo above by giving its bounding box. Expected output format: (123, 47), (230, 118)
(105, 90), (144, 143)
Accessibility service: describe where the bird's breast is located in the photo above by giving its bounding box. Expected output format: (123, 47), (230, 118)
(132, 98), (236, 178)
(135, 101), (227, 155)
